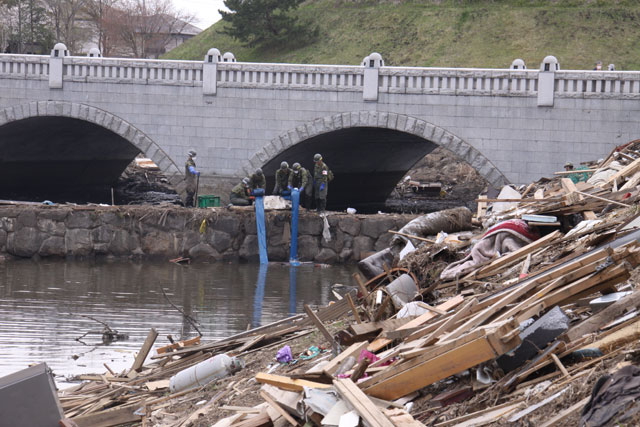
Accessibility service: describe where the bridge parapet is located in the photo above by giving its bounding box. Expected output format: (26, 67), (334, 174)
(2, 52), (640, 101)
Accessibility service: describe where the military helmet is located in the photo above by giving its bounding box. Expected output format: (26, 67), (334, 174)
(242, 177), (250, 185)
(255, 168), (263, 176)
(280, 161), (289, 169)
(292, 162), (301, 170)
(188, 149), (197, 157)
(313, 153), (322, 161)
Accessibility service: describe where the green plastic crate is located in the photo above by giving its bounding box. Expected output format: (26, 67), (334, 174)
(197, 195), (220, 208)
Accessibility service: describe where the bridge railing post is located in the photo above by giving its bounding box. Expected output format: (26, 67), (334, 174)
(49, 43), (69, 89)
(363, 52), (383, 101)
(538, 55), (559, 107)
(203, 48), (221, 96)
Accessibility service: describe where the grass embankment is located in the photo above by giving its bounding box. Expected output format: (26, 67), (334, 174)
(165, 0), (640, 70)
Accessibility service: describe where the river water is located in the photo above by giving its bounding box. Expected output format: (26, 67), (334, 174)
(0, 259), (356, 385)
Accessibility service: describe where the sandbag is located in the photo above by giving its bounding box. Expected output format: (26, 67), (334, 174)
(390, 207), (473, 247)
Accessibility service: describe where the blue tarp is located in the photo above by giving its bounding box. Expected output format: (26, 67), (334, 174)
(290, 188), (300, 263)
(255, 195), (268, 264)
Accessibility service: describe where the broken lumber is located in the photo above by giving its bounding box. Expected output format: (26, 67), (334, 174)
(255, 373), (331, 392)
(334, 379), (395, 427)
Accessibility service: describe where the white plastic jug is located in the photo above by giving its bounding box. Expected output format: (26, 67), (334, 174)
(169, 354), (244, 392)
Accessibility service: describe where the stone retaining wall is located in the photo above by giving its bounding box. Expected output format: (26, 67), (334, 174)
(0, 205), (416, 263)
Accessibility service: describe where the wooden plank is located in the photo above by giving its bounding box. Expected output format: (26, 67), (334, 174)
(368, 295), (464, 351)
(353, 272), (369, 301)
(476, 194), (487, 218)
(304, 304), (340, 355)
(576, 190), (631, 208)
(422, 298), (478, 344)
(334, 379), (395, 427)
(364, 334), (518, 400)
(255, 373), (331, 392)
(566, 290), (640, 341)
(156, 336), (201, 354)
(474, 230), (562, 279)
(72, 406), (141, 427)
(550, 353), (570, 377)
(388, 230), (436, 243)
(604, 157), (640, 187)
(128, 328), (158, 376)
(345, 293), (361, 324)
(260, 390), (299, 426)
(322, 341), (369, 376)
(581, 318), (640, 353)
(539, 397), (590, 427)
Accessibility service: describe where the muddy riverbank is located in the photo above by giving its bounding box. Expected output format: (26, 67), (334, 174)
(0, 204), (416, 263)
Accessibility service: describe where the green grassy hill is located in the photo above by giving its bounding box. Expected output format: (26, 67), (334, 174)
(164, 0), (640, 70)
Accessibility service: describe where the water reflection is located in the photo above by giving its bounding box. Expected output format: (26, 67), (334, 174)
(0, 259), (355, 383)
(252, 264), (268, 328)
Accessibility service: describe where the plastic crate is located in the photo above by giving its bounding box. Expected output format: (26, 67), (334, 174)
(197, 195), (220, 208)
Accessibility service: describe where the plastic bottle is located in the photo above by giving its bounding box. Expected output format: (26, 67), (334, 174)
(169, 354), (244, 392)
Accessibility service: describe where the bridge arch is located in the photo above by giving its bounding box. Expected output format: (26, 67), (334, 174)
(0, 101), (185, 199)
(241, 111), (508, 210)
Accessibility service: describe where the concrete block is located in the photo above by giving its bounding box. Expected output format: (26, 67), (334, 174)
(497, 306), (570, 373)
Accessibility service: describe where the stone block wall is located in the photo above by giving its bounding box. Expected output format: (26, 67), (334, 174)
(0, 205), (416, 263)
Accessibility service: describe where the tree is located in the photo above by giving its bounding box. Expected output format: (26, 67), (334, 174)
(2, 0), (53, 53)
(112, 0), (195, 58)
(219, 0), (316, 47)
(84, 0), (121, 56)
(43, 0), (91, 53)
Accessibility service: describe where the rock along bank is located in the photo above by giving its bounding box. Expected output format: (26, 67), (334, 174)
(0, 205), (416, 263)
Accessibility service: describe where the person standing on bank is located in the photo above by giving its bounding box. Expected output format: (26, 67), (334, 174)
(313, 153), (333, 212)
(184, 149), (200, 207)
(288, 162), (311, 207)
(273, 162), (292, 196)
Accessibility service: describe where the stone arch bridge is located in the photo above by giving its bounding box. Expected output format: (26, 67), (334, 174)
(1, 47), (639, 209)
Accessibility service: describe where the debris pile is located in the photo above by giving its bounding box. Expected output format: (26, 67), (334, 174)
(43, 144), (640, 426)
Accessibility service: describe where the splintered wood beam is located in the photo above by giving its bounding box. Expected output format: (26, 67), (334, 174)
(304, 304), (340, 356)
(364, 330), (520, 401)
(128, 328), (158, 376)
(255, 373), (331, 392)
(334, 379), (395, 427)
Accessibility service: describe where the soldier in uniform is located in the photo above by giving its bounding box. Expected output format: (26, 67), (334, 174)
(249, 168), (266, 192)
(288, 162), (311, 208)
(230, 177), (252, 206)
(313, 153), (333, 212)
(273, 162), (292, 196)
(184, 149), (200, 207)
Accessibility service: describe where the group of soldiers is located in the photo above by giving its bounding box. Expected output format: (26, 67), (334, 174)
(230, 153), (333, 211)
(183, 150), (333, 212)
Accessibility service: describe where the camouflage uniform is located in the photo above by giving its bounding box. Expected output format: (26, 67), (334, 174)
(230, 182), (251, 206)
(313, 161), (333, 211)
(289, 166), (311, 207)
(249, 173), (266, 191)
(273, 167), (291, 195)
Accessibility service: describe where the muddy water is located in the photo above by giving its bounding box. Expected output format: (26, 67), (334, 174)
(0, 260), (356, 385)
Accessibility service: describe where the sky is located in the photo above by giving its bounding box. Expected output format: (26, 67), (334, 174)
(173, 0), (226, 29)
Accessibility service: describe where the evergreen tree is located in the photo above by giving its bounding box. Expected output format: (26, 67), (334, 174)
(219, 0), (315, 47)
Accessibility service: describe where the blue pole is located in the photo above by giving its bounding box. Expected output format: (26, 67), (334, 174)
(289, 188), (300, 264)
(255, 194), (268, 264)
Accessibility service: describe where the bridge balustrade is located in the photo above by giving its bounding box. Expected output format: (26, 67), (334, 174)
(2, 52), (640, 100)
